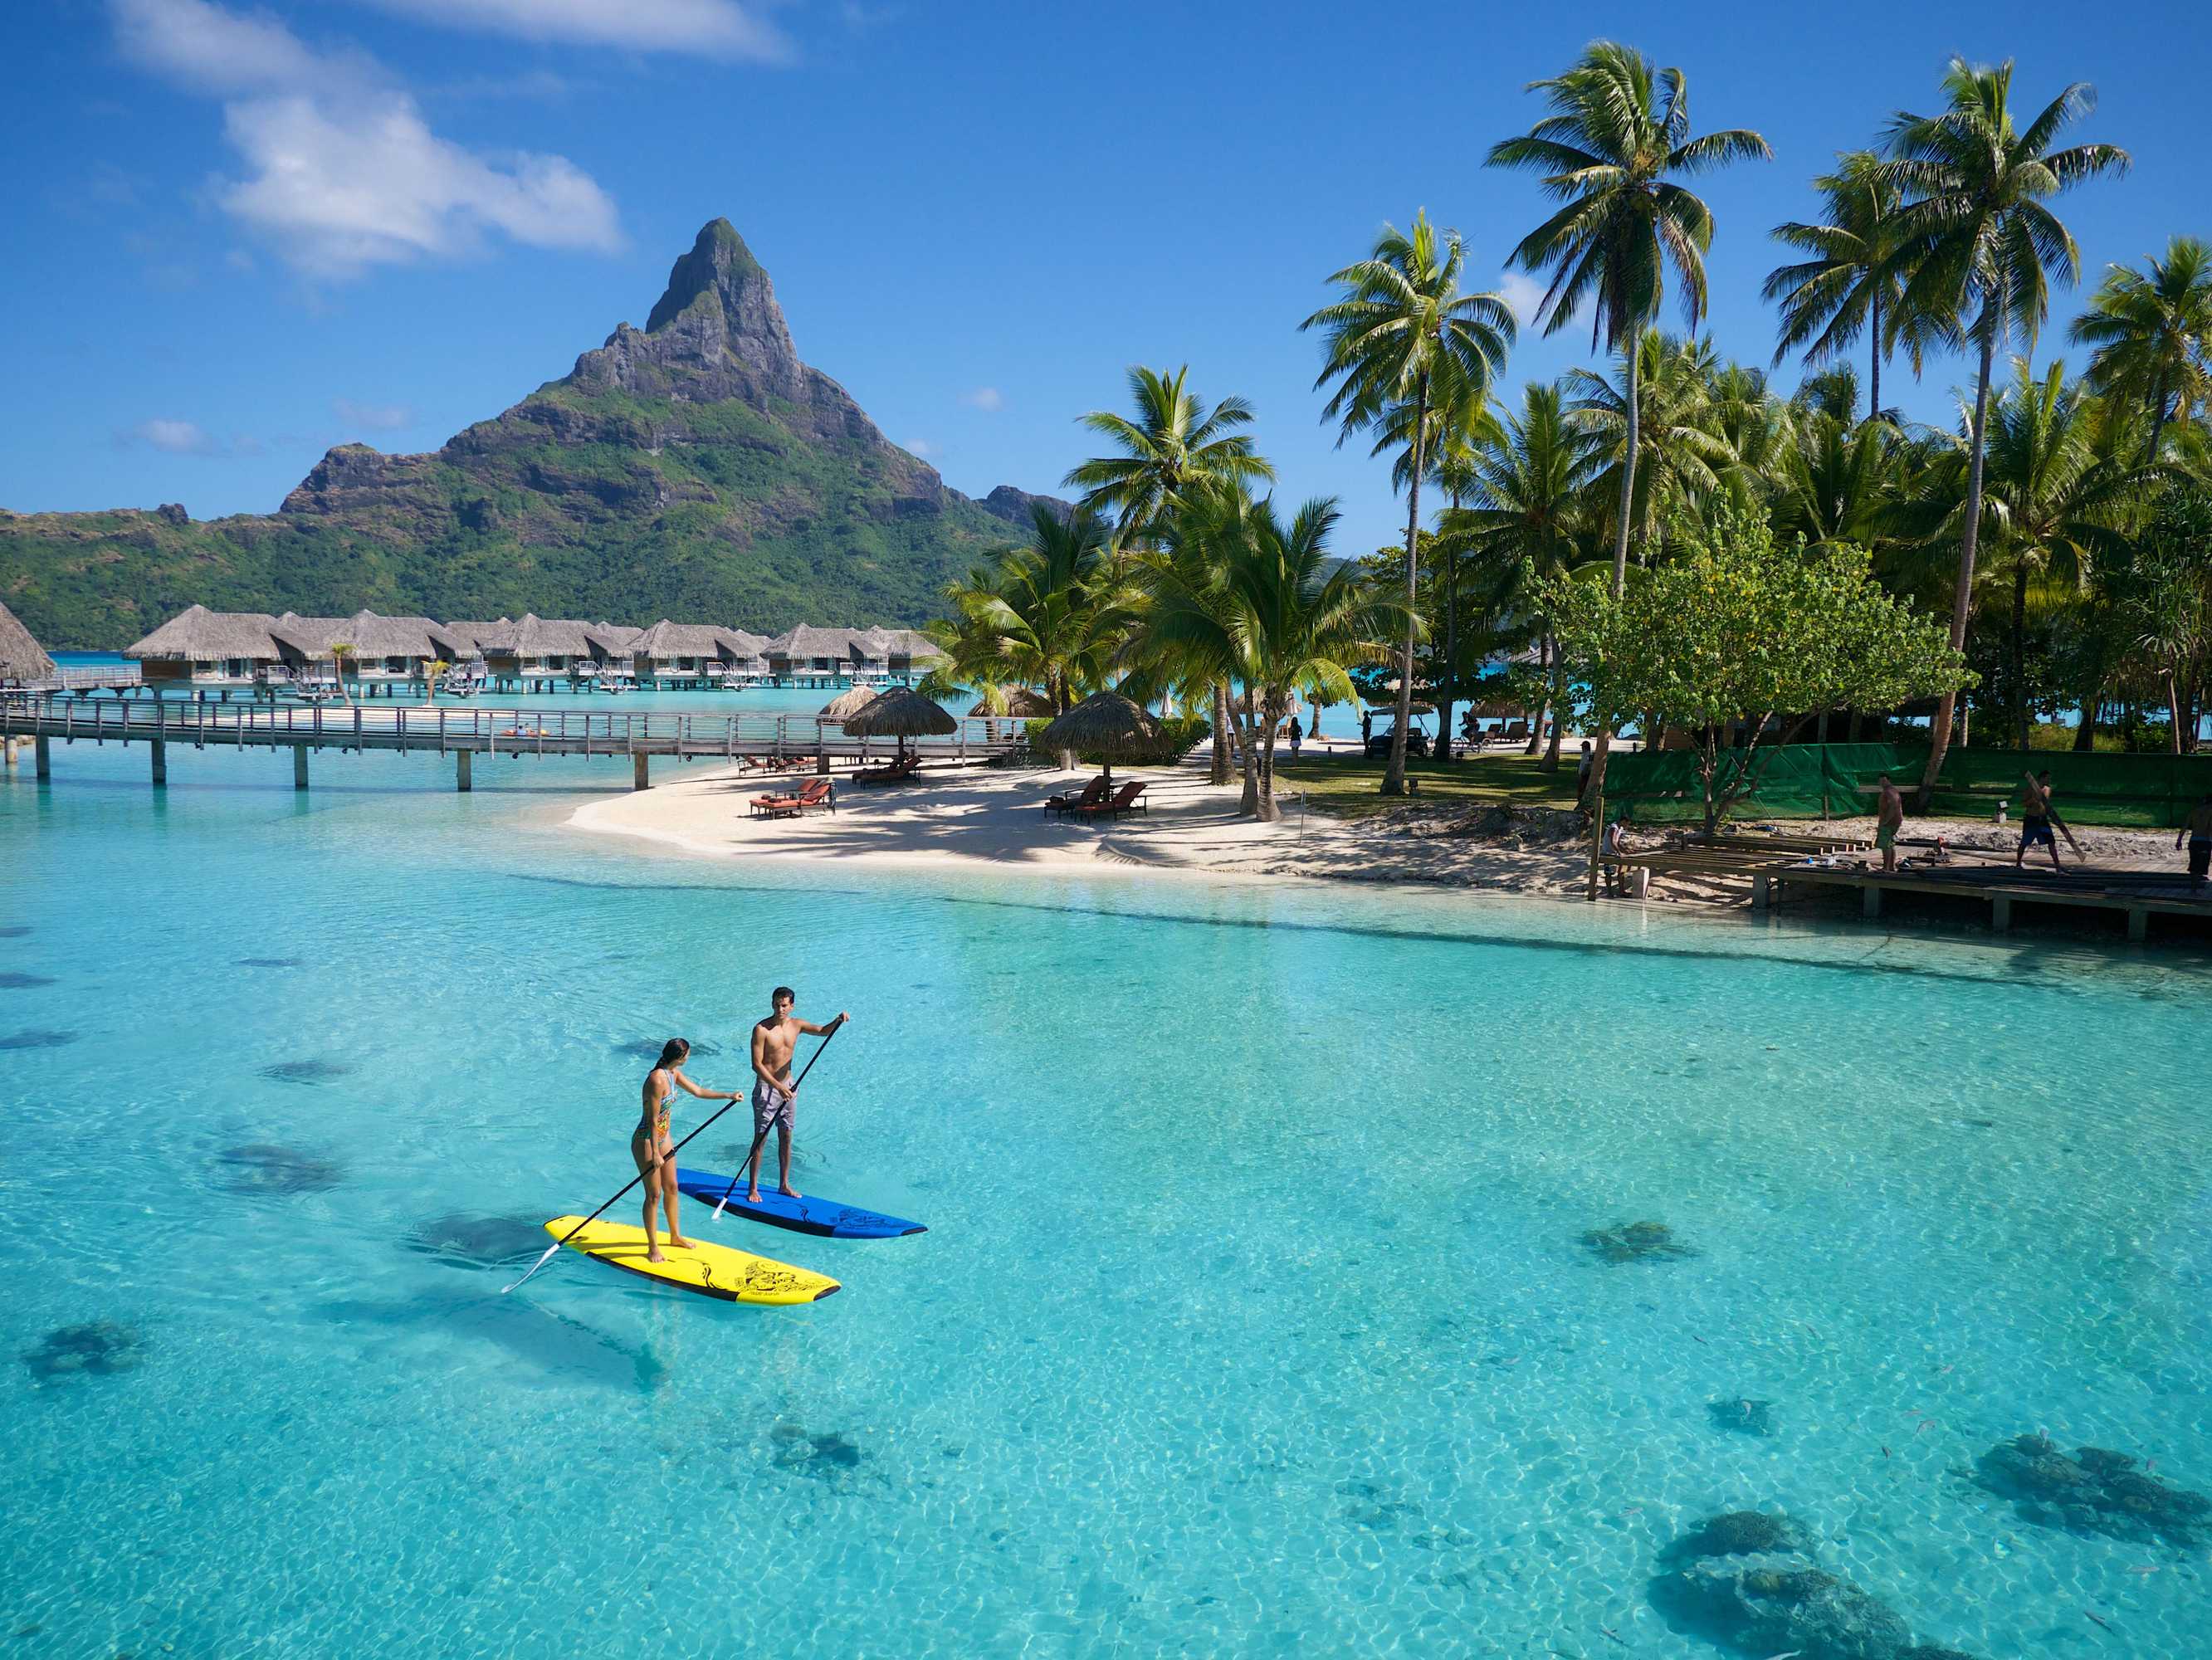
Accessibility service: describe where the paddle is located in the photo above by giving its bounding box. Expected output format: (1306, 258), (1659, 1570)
(503, 1081), (750, 1296)
(715, 1018), (844, 1219)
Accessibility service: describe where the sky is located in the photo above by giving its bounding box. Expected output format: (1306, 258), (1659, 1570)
(5, 0), (2211, 559)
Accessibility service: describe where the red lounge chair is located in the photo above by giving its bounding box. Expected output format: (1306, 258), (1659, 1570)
(793, 777), (836, 814)
(1076, 780), (1148, 822)
(750, 793), (801, 819)
(1043, 776), (1110, 819)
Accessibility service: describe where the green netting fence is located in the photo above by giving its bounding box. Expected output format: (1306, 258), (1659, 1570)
(1605, 743), (2212, 828)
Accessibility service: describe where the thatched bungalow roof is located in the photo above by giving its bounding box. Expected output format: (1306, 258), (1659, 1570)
(125, 605), (282, 661)
(842, 687), (956, 738)
(479, 614), (596, 657)
(584, 622), (644, 657)
(774, 624), (857, 660)
(346, 610), (441, 658)
(429, 619), (508, 657)
(966, 687), (1054, 718)
(819, 685), (879, 720)
(876, 627), (944, 662)
(0, 601), (56, 682)
(266, 614), (349, 660)
(720, 628), (771, 662)
(632, 620), (727, 659)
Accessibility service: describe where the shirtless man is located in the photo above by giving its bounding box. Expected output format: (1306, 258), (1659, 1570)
(2178, 790), (2212, 893)
(2014, 770), (2067, 873)
(746, 988), (848, 1204)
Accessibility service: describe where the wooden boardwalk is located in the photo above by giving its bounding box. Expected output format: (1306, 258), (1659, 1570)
(0, 694), (1020, 791)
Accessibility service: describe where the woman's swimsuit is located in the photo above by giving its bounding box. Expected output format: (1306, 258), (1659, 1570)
(636, 1079), (676, 1152)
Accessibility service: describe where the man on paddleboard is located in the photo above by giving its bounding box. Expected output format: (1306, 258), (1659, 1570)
(749, 989), (848, 1204)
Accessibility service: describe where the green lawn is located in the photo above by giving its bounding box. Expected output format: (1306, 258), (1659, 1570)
(1270, 749), (1583, 818)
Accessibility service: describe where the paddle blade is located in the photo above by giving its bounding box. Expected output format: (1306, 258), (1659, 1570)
(501, 1240), (563, 1294)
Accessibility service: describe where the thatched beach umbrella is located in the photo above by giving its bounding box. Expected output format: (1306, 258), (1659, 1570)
(843, 686), (956, 758)
(1037, 691), (1161, 782)
(0, 600), (57, 685)
(819, 685), (878, 721)
(964, 687), (1054, 719)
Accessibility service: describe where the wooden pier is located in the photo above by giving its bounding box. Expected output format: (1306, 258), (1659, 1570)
(0, 695), (1019, 790)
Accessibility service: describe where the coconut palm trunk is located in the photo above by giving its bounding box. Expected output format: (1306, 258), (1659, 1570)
(1211, 679), (1233, 786)
(1917, 326), (1997, 805)
(1580, 344), (1639, 896)
(1384, 378), (1428, 796)
(2011, 559), (2032, 752)
(1868, 292), (1881, 421)
(1542, 634), (1567, 768)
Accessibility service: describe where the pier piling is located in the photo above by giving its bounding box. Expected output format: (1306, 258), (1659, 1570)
(294, 747), (310, 790)
(35, 737), (51, 779)
(632, 751), (651, 791)
(456, 750), (473, 793)
(150, 738), (167, 786)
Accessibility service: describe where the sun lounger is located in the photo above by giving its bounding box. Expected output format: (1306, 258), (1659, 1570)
(1076, 780), (1148, 822)
(793, 777), (836, 814)
(749, 793), (800, 819)
(1043, 776), (1111, 818)
(853, 754), (921, 785)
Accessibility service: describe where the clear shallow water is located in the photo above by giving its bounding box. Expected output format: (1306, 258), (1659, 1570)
(2, 738), (2209, 1658)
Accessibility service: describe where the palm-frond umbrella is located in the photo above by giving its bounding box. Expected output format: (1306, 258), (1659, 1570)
(842, 687), (955, 758)
(1036, 691), (1161, 783)
(819, 685), (878, 722)
(964, 687), (1054, 718)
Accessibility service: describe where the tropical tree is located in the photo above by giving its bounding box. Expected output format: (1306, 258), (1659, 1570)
(1438, 381), (1605, 766)
(928, 505), (1137, 716)
(330, 642), (355, 704)
(1765, 151), (1946, 419)
(1969, 360), (2151, 748)
(1379, 383), (1497, 757)
(1487, 40), (1767, 883)
(1066, 364), (1274, 784)
(1565, 330), (1736, 554)
(1139, 493), (1408, 818)
(2068, 235), (2212, 462)
(1877, 56), (2129, 799)
(1302, 211), (1514, 794)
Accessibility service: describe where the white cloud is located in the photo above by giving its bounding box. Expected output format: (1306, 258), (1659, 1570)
(119, 418), (222, 456)
(110, 0), (622, 278)
(906, 437), (939, 457)
(359, 0), (791, 61)
(1497, 271), (1546, 325)
(960, 387), (1004, 412)
(333, 398), (415, 431)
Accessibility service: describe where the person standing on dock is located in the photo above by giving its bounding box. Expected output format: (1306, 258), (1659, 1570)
(1873, 774), (1905, 872)
(748, 989), (849, 1204)
(2180, 791), (2212, 893)
(2014, 771), (2068, 874)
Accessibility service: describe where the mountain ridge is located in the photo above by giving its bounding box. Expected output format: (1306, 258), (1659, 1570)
(1, 219), (1070, 648)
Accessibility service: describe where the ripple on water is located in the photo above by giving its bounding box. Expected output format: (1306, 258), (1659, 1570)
(257, 1059), (356, 1086)
(237, 957), (305, 969)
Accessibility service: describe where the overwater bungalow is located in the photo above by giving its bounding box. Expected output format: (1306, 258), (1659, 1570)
(721, 629), (771, 683)
(428, 619), (507, 661)
(0, 600), (58, 688)
(879, 627), (943, 677)
(767, 625), (857, 682)
(848, 627), (894, 681)
(124, 605), (283, 688)
(629, 620), (727, 686)
(478, 614), (597, 681)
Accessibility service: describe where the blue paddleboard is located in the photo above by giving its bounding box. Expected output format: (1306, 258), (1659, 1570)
(674, 1168), (926, 1239)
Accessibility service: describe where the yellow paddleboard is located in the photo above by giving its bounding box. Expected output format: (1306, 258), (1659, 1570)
(542, 1218), (841, 1305)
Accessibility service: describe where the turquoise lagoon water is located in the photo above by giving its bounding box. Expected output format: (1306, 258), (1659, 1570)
(2, 717), (2210, 1659)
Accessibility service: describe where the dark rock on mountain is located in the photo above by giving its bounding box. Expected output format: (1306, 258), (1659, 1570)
(979, 484), (1076, 526)
(3, 219), (1053, 647)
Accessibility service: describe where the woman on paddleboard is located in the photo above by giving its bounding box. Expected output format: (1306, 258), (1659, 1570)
(637, 1039), (738, 1263)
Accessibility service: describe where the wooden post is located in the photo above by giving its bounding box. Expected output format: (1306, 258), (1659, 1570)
(2127, 907), (2148, 943)
(149, 737), (167, 785)
(1861, 885), (1882, 920)
(457, 749), (473, 792)
(632, 751), (651, 791)
(35, 735), (51, 779)
(1751, 873), (1770, 911)
(1990, 894), (2011, 933)
(293, 746), (309, 790)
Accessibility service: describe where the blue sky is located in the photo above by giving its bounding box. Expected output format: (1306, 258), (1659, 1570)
(5, 0), (2210, 558)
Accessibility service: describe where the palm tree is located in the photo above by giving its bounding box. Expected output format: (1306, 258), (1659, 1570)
(1487, 41), (1770, 596)
(2068, 235), (2212, 463)
(1438, 382), (1605, 767)
(1766, 151), (1946, 420)
(932, 505), (1136, 717)
(1970, 360), (2151, 749)
(1878, 56), (2129, 798)
(1066, 365), (1274, 784)
(1302, 211), (1514, 794)
(1139, 494), (1407, 818)
(1064, 365), (1275, 537)
(330, 642), (355, 704)
(1564, 330), (1735, 554)
(1379, 384), (1497, 758)
(1487, 42), (1766, 887)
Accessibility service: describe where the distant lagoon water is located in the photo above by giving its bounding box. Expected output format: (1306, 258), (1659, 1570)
(2, 662), (2208, 1657)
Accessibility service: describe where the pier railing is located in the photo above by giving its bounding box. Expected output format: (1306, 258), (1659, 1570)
(0, 694), (1024, 789)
